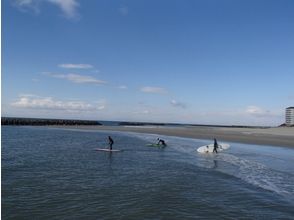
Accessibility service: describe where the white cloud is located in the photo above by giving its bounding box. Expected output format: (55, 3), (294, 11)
(170, 99), (187, 109)
(14, 0), (33, 7)
(94, 100), (106, 110)
(97, 105), (105, 110)
(245, 106), (271, 117)
(44, 72), (107, 85)
(140, 86), (167, 94)
(180, 107), (283, 126)
(12, 0), (80, 20)
(58, 63), (93, 69)
(11, 95), (106, 112)
(6, 96), (284, 126)
(48, 0), (79, 19)
(12, 0), (40, 13)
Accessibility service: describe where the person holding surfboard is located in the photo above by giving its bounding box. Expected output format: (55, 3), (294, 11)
(213, 138), (218, 153)
(108, 136), (114, 150)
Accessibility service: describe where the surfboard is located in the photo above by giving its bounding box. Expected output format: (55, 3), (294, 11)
(146, 143), (166, 147)
(197, 143), (230, 153)
(95, 148), (121, 152)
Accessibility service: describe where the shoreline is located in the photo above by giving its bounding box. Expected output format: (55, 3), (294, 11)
(49, 125), (294, 148)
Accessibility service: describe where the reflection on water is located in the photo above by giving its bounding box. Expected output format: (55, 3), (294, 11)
(213, 160), (218, 169)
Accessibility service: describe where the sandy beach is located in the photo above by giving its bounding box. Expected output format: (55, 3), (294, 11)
(51, 125), (294, 148)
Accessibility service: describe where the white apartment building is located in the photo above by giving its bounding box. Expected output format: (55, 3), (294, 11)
(285, 107), (294, 126)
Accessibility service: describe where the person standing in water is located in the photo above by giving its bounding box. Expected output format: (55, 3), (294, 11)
(108, 136), (114, 150)
(213, 138), (218, 153)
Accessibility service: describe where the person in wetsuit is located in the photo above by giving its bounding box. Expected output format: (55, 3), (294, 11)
(213, 138), (218, 153)
(108, 136), (114, 150)
(157, 138), (166, 146)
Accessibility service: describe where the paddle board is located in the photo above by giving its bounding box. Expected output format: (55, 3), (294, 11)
(197, 143), (230, 153)
(95, 148), (121, 152)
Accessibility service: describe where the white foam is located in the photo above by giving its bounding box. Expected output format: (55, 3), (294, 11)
(217, 154), (294, 197)
(116, 131), (294, 198)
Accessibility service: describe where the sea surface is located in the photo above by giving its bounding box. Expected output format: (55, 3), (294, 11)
(2, 126), (294, 219)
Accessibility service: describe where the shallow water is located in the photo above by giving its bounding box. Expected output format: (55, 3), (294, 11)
(2, 126), (294, 219)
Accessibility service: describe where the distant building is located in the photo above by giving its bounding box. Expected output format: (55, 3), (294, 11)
(285, 107), (294, 126)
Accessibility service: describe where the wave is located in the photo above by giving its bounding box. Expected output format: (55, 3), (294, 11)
(216, 154), (294, 197)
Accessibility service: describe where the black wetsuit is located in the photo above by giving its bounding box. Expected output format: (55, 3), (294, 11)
(158, 139), (166, 146)
(108, 136), (114, 150)
(213, 139), (218, 153)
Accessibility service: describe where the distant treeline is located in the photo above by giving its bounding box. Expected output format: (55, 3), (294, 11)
(1, 117), (102, 126)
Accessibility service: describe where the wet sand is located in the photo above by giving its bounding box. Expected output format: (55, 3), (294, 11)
(51, 125), (294, 148)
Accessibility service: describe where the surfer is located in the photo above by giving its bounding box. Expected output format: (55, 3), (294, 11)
(108, 136), (114, 150)
(213, 138), (218, 153)
(157, 138), (166, 146)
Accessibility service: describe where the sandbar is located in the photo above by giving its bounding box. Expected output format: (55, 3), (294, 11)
(51, 125), (294, 148)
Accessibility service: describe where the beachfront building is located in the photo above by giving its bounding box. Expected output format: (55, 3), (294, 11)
(285, 107), (294, 126)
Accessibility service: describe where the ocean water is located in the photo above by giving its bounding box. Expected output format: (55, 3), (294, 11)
(2, 126), (294, 220)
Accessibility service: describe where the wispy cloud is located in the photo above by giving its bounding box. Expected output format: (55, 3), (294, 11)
(245, 105), (272, 117)
(118, 6), (128, 16)
(11, 95), (105, 112)
(94, 100), (106, 110)
(170, 99), (187, 109)
(48, 0), (79, 19)
(44, 72), (107, 85)
(12, 0), (36, 7)
(14, 0), (33, 6)
(12, 0), (40, 13)
(118, 85), (128, 89)
(32, 78), (39, 82)
(12, 0), (80, 20)
(133, 110), (150, 115)
(58, 63), (93, 69)
(140, 86), (167, 94)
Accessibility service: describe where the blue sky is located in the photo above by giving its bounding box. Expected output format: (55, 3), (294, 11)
(2, 0), (294, 125)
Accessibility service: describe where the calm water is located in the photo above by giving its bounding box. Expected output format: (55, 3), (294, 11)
(2, 126), (294, 219)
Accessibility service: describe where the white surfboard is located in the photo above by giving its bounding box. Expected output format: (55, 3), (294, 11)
(197, 143), (230, 153)
(95, 148), (122, 152)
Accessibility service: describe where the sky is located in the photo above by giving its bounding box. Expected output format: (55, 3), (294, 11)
(2, 0), (294, 126)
